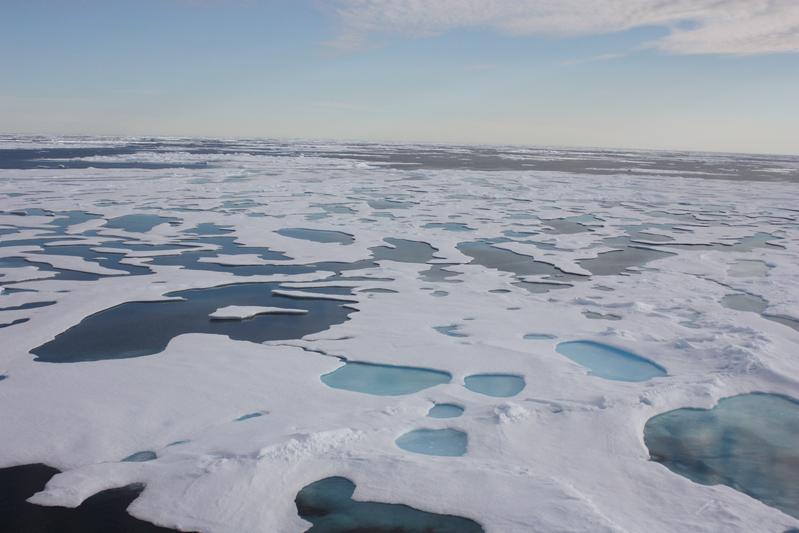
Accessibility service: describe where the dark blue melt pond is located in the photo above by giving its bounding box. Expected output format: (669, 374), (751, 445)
(104, 214), (180, 233)
(457, 240), (579, 281)
(31, 283), (356, 362)
(0, 463), (184, 533)
(296, 476), (483, 533)
(370, 238), (439, 263)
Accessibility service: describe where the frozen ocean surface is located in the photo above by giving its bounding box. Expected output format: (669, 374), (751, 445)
(0, 136), (798, 533)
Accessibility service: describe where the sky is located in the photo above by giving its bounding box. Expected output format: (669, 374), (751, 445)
(1, 0), (798, 155)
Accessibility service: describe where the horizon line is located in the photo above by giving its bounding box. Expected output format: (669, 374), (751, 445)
(1, 131), (797, 159)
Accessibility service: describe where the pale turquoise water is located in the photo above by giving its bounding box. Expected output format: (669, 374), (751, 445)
(644, 393), (799, 518)
(121, 451), (156, 462)
(464, 374), (525, 397)
(555, 340), (666, 381)
(395, 428), (467, 457)
(321, 362), (451, 396)
(427, 403), (464, 418)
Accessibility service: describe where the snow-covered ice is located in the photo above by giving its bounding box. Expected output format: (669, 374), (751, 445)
(1, 136), (798, 532)
(209, 306), (309, 320)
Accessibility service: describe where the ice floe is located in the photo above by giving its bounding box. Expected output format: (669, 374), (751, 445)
(0, 137), (798, 533)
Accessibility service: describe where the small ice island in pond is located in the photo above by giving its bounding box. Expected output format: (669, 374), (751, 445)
(209, 305), (309, 320)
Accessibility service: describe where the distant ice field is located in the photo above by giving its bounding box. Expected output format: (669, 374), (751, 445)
(0, 136), (798, 533)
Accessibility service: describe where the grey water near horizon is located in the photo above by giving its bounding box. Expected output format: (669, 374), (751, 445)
(1, 135), (798, 182)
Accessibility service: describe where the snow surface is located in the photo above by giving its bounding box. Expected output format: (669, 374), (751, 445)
(0, 137), (798, 532)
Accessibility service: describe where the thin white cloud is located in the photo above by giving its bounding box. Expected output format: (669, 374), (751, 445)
(326, 0), (799, 55)
(561, 52), (628, 65)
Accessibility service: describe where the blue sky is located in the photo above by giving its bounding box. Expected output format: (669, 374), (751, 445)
(1, 0), (798, 154)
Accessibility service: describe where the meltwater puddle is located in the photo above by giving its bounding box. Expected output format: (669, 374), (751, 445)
(395, 428), (468, 457)
(321, 362), (451, 396)
(464, 374), (526, 397)
(555, 341), (667, 382)
(644, 393), (799, 519)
